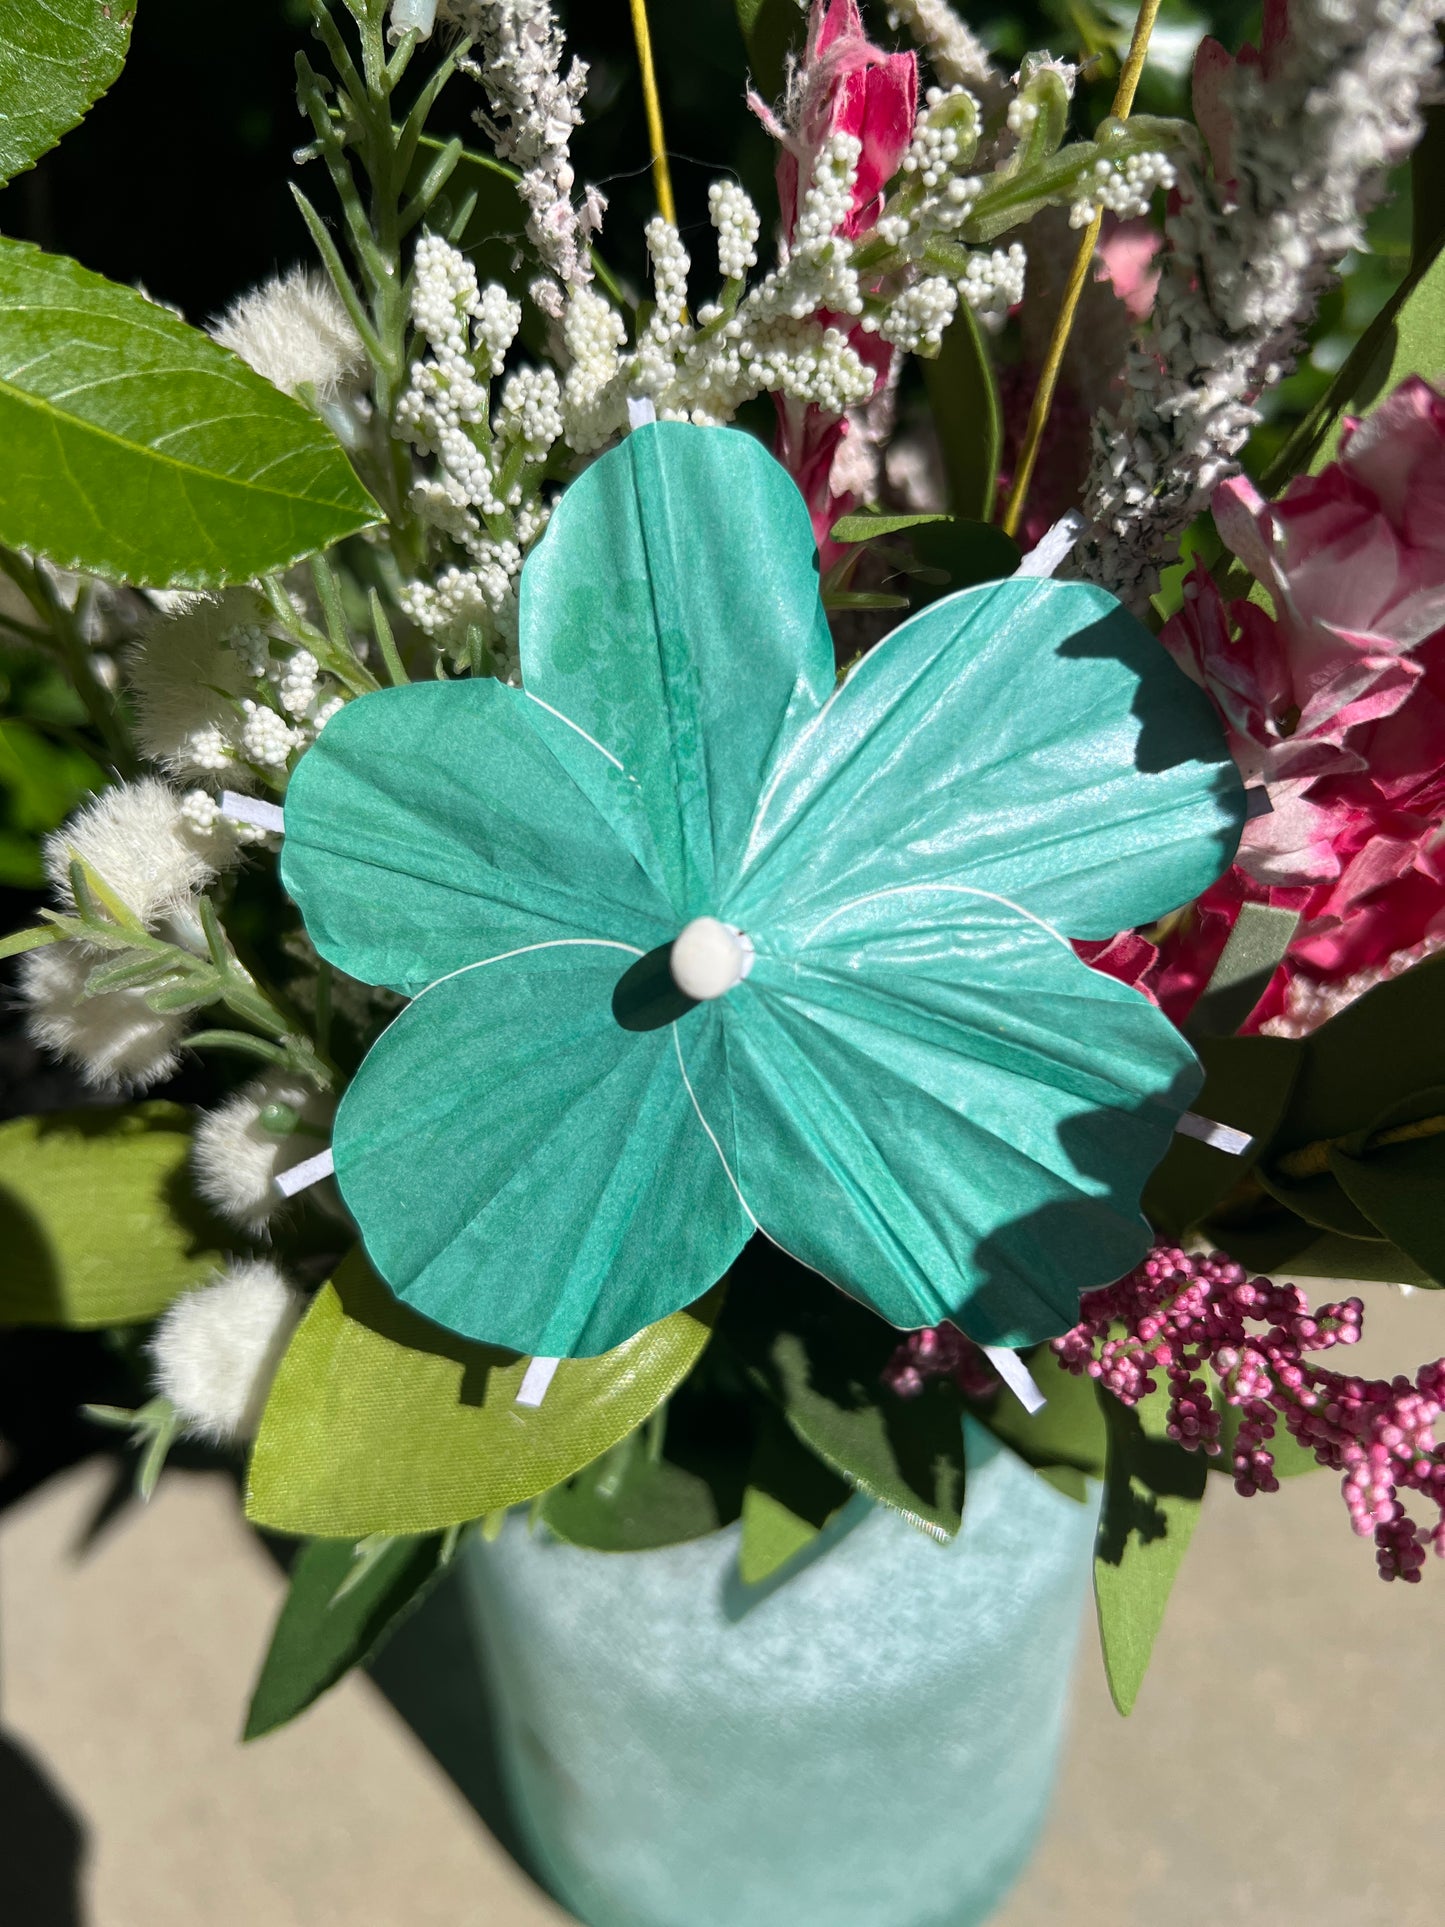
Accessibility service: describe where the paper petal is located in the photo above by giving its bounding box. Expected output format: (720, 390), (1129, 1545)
(730, 576), (1245, 943)
(696, 885), (1199, 1346)
(281, 679), (675, 997)
(519, 420), (836, 915)
(331, 940), (752, 1356)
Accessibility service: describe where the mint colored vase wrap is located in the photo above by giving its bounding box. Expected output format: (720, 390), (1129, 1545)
(460, 1422), (1098, 1927)
(281, 421), (1243, 1363)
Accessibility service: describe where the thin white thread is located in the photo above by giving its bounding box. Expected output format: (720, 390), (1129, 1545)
(220, 791), (286, 835)
(413, 937), (643, 1005)
(799, 881), (1069, 951)
(274, 1146), (335, 1197)
(523, 690), (626, 772)
(672, 1025), (760, 1227)
(515, 1355), (561, 1407)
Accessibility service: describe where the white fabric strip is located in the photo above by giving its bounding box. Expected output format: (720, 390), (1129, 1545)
(627, 395), (658, 428)
(1014, 510), (1088, 579)
(220, 791), (286, 835)
(274, 1146), (336, 1197)
(1175, 1111), (1254, 1157)
(516, 1355), (561, 1408)
(980, 1342), (1047, 1415)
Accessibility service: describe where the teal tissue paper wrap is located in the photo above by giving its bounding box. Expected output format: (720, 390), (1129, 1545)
(460, 1420), (1100, 1927)
(281, 420), (1244, 1357)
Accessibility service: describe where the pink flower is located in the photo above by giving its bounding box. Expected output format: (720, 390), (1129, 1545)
(769, 0), (917, 247)
(1095, 214), (1161, 322)
(755, 0), (916, 559)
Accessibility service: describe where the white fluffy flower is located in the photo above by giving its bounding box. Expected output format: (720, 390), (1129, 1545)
(128, 589), (268, 780)
(149, 1261), (307, 1443)
(18, 941), (187, 1090)
(211, 265), (367, 400)
(44, 778), (225, 928)
(191, 1074), (335, 1234)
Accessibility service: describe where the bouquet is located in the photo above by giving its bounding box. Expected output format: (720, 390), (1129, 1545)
(3, 0), (1444, 1809)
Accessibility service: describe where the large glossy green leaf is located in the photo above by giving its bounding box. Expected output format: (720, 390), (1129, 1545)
(721, 1243), (967, 1542)
(244, 1534), (444, 1740)
(1093, 1386), (1207, 1716)
(0, 1103), (230, 1328)
(922, 301), (1002, 522)
(0, 0), (132, 188)
(0, 239), (380, 587)
(245, 1250), (722, 1537)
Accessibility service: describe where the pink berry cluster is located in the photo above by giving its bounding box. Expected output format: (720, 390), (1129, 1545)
(881, 1322), (999, 1403)
(1052, 1244), (1445, 1583)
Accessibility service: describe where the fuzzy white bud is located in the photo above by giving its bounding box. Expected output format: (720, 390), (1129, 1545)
(191, 1074), (336, 1234)
(149, 1260), (307, 1443)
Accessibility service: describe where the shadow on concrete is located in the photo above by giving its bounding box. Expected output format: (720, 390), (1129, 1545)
(0, 1727), (86, 1927)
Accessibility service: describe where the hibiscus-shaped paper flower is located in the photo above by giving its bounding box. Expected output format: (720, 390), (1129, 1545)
(282, 424), (1243, 1359)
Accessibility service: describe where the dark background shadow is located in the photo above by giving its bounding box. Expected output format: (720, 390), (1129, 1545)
(0, 1728), (87, 1927)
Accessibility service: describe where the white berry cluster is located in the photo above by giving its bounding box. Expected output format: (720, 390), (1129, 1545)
(395, 235), (566, 670)
(1068, 150), (1177, 229)
(558, 136), (874, 451)
(709, 180), (760, 282)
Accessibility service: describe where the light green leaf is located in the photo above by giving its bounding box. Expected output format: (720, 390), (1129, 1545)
(0, 238), (380, 587)
(0, 1103), (231, 1327)
(722, 1246), (966, 1542)
(828, 510), (954, 544)
(245, 1249), (723, 1538)
(922, 301), (1002, 522)
(974, 1343), (1107, 1479)
(538, 1426), (738, 1552)
(0, 0), (132, 188)
(1093, 1386), (1207, 1716)
(738, 1405), (851, 1585)
(244, 1534), (444, 1740)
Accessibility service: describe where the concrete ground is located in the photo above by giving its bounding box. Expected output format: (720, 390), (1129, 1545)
(3, 1284), (1442, 1927)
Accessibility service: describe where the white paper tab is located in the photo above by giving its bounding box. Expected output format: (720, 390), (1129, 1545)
(1175, 1111), (1254, 1157)
(220, 791), (286, 836)
(516, 1356), (561, 1408)
(274, 1146), (335, 1197)
(627, 394), (658, 428)
(1014, 510), (1088, 580)
(981, 1342), (1047, 1415)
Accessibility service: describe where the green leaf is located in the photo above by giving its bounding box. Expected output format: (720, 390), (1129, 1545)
(0, 1103), (231, 1327)
(738, 1405), (852, 1585)
(0, 238), (380, 587)
(828, 510), (954, 544)
(245, 1249), (723, 1537)
(538, 1424), (739, 1552)
(1327, 1094), (1445, 1281)
(243, 1534), (444, 1740)
(907, 518), (1021, 607)
(721, 1243), (966, 1542)
(1204, 1210), (1430, 1285)
(973, 1343), (1107, 1479)
(1184, 902), (1300, 1041)
(734, 0), (805, 101)
(1093, 1386), (1207, 1716)
(0, 0), (132, 188)
(1145, 1033), (1301, 1239)
(921, 301), (1002, 521)
(0, 715), (103, 832)
(0, 922), (69, 961)
(1253, 957), (1445, 1246)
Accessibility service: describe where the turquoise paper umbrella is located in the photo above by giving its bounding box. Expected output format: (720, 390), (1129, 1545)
(281, 421), (1243, 1359)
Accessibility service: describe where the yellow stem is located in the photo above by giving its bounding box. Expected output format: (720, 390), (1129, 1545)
(999, 0), (1164, 539)
(629, 0), (677, 227)
(1275, 1112), (1445, 1181)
